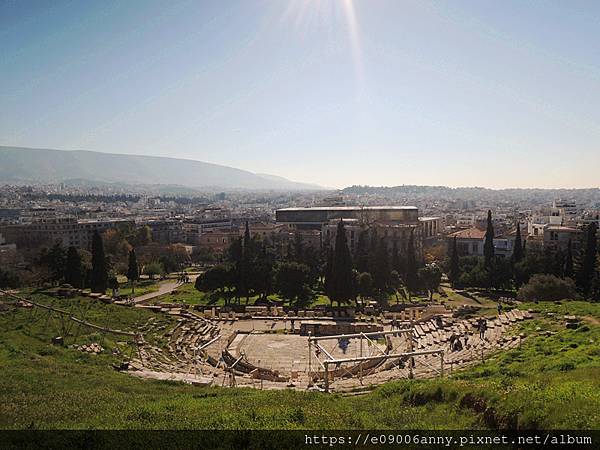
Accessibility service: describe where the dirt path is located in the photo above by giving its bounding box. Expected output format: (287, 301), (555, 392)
(582, 315), (600, 326)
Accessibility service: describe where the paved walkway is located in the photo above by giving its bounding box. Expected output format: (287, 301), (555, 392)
(133, 275), (198, 304)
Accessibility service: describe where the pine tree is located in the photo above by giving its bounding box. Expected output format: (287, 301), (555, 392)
(127, 248), (140, 294)
(512, 223), (523, 262)
(564, 239), (574, 279)
(483, 210), (495, 270)
(449, 236), (460, 286)
(65, 246), (84, 288)
(405, 230), (418, 297)
(90, 231), (108, 293)
(576, 222), (598, 296)
(330, 220), (354, 306)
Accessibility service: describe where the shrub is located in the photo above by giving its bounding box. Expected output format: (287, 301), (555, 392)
(0, 268), (21, 288)
(517, 274), (577, 301)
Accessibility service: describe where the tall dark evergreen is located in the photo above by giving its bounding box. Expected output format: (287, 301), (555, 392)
(405, 230), (418, 296)
(367, 228), (379, 277)
(391, 239), (401, 274)
(553, 247), (566, 278)
(65, 246), (84, 288)
(323, 246), (335, 302)
(330, 220), (354, 306)
(254, 242), (274, 300)
(372, 238), (391, 294)
(512, 223), (523, 263)
(243, 221), (251, 249)
(564, 239), (574, 279)
(355, 228), (370, 273)
(127, 248), (140, 293)
(576, 222), (598, 296)
(228, 237), (244, 301)
(449, 237), (460, 287)
(483, 210), (495, 270)
(292, 233), (304, 263)
(38, 242), (67, 284)
(241, 221), (253, 301)
(90, 231), (108, 293)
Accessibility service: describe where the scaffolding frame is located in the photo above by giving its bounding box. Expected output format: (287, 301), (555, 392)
(307, 329), (445, 392)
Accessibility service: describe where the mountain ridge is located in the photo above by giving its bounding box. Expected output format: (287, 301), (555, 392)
(0, 146), (324, 191)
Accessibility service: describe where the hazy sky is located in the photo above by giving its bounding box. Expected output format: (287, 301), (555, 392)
(2, 0), (600, 189)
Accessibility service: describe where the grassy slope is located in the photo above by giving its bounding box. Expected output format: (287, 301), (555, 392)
(0, 294), (598, 430)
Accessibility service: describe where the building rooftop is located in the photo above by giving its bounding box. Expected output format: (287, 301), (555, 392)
(448, 227), (486, 239)
(546, 225), (581, 232)
(277, 206), (418, 211)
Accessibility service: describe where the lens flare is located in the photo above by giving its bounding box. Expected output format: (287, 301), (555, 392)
(280, 0), (363, 83)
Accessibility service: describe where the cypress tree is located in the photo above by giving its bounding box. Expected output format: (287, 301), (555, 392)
(449, 236), (460, 287)
(367, 228), (379, 277)
(372, 237), (391, 294)
(65, 246), (84, 288)
(242, 221), (252, 301)
(330, 220), (354, 306)
(564, 239), (574, 279)
(229, 237), (243, 298)
(243, 221), (251, 248)
(90, 231), (108, 293)
(483, 210), (495, 270)
(324, 246), (335, 303)
(391, 239), (401, 273)
(293, 233), (304, 263)
(554, 247), (566, 278)
(405, 230), (418, 297)
(127, 248), (140, 294)
(576, 222), (598, 296)
(355, 228), (370, 273)
(512, 223), (523, 262)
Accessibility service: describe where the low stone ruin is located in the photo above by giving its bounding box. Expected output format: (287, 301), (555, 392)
(72, 342), (104, 354)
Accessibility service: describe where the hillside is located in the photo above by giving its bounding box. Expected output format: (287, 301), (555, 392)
(0, 146), (324, 191)
(0, 295), (598, 431)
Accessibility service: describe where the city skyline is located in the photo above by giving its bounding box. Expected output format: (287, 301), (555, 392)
(2, 0), (600, 189)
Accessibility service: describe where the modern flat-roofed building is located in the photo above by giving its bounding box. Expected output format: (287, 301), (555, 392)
(277, 206), (437, 261)
(276, 206), (419, 230)
(543, 225), (582, 251)
(322, 218), (424, 258)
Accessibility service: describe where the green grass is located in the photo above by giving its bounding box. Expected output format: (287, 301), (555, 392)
(155, 283), (290, 308)
(118, 279), (162, 297)
(1, 294), (599, 429)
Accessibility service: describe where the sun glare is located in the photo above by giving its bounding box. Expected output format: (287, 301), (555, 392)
(280, 0), (363, 82)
